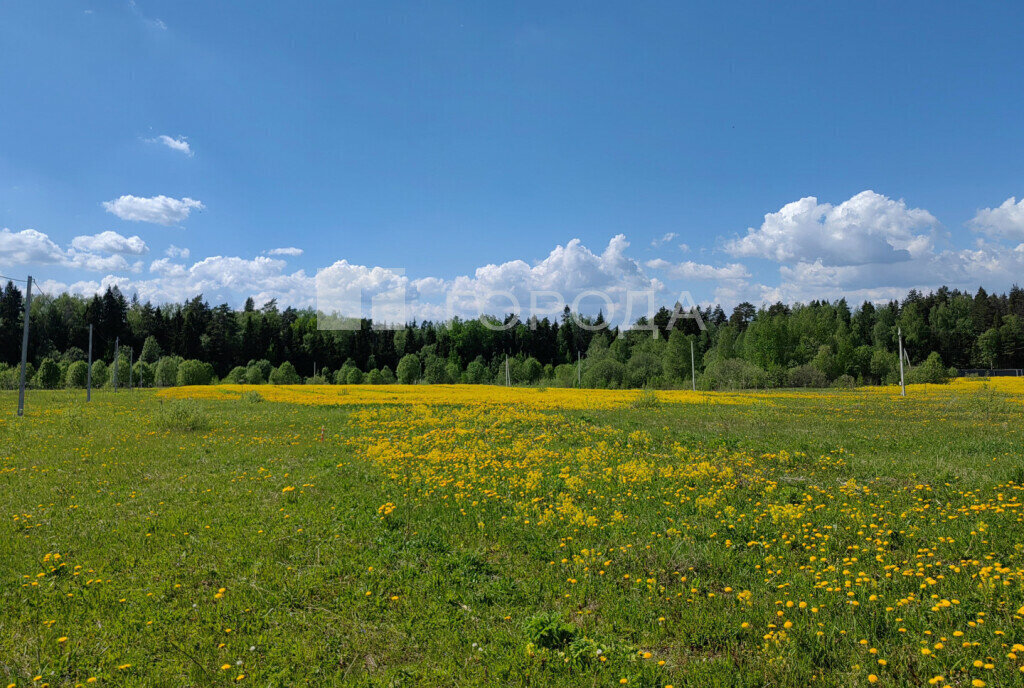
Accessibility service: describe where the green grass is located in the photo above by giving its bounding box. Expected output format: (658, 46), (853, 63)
(1, 387), (1022, 687)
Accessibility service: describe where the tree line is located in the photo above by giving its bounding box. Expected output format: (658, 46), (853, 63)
(1, 282), (1022, 391)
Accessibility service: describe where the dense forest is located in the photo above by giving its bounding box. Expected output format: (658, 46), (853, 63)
(1, 281), (1022, 390)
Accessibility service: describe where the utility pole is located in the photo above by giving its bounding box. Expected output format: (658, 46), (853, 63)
(690, 340), (696, 391)
(113, 337), (119, 392)
(576, 351), (581, 388)
(898, 326), (906, 397)
(128, 348), (134, 390)
(505, 355), (510, 386)
(16, 276), (32, 417)
(87, 324), (93, 402)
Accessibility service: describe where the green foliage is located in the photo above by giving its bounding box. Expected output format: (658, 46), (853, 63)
(133, 361), (155, 388)
(240, 390), (263, 403)
(225, 366), (247, 384)
(396, 354), (421, 384)
(787, 364), (828, 388)
(366, 369), (383, 385)
(139, 335), (162, 363)
(176, 359), (214, 386)
(345, 367), (364, 385)
(154, 357), (178, 387)
(700, 357), (768, 390)
(524, 611), (576, 650)
(153, 399), (210, 431)
(33, 358), (61, 389)
(907, 351), (951, 384)
(379, 366), (396, 384)
(65, 360), (89, 388)
(269, 361), (301, 385)
(90, 360), (109, 387)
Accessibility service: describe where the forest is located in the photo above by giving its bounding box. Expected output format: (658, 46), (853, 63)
(1, 281), (1022, 390)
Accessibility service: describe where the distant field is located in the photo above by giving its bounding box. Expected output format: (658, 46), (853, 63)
(2, 380), (1023, 687)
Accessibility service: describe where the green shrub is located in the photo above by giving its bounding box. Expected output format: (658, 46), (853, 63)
(225, 366), (247, 384)
(154, 357), (179, 387)
(269, 361), (301, 385)
(133, 361), (155, 388)
(176, 359), (214, 386)
(831, 374), (857, 389)
(239, 391), (263, 404)
(787, 364), (829, 388)
(396, 354), (421, 384)
(154, 399), (210, 432)
(65, 360), (89, 388)
(700, 358), (769, 390)
(34, 358), (61, 389)
(907, 352), (950, 384)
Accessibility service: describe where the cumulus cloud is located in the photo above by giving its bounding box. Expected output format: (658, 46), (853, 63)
(726, 191), (939, 266)
(646, 258), (750, 281)
(968, 196), (1024, 242)
(148, 135), (192, 157)
(267, 247), (304, 256)
(103, 195), (204, 225)
(71, 231), (148, 256)
(0, 227), (146, 274)
(0, 228), (66, 265)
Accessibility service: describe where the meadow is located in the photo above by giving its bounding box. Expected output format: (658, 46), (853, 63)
(2, 379), (1023, 687)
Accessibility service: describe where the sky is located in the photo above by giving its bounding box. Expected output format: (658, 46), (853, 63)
(1, 1), (1023, 324)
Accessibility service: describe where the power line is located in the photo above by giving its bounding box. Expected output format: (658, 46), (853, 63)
(0, 273), (29, 284)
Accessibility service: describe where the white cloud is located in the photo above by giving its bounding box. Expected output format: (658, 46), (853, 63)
(726, 190), (939, 266)
(165, 245), (190, 259)
(968, 196), (1024, 242)
(646, 258), (750, 281)
(267, 247), (303, 256)
(149, 135), (192, 157)
(103, 195), (204, 225)
(0, 228), (66, 265)
(71, 231), (148, 256)
(651, 232), (678, 247)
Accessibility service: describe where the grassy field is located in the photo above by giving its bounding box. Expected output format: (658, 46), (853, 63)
(2, 380), (1023, 687)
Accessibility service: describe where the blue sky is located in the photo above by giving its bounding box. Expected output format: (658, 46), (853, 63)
(1, 1), (1023, 322)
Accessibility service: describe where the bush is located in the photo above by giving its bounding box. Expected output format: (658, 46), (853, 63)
(0, 365), (20, 390)
(269, 361), (301, 385)
(154, 399), (210, 432)
(581, 358), (625, 389)
(396, 354), (421, 384)
(379, 366), (396, 384)
(225, 366), (247, 384)
(133, 361), (155, 388)
(366, 369), (383, 385)
(907, 351), (950, 384)
(787, 364), (829, 388)
(91, 360), (109, 387)
(831, 374), (857, 389)
(65, 360), (89, 388)
(106, 355), (131, 388)
(154, 357), (179, 387)
(240, 391), (263, 404)
(345, 367), (364, 384)
(700, 358), (768, 390)
(176, 359), (214, 386)
(34, 358), (61, 389)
